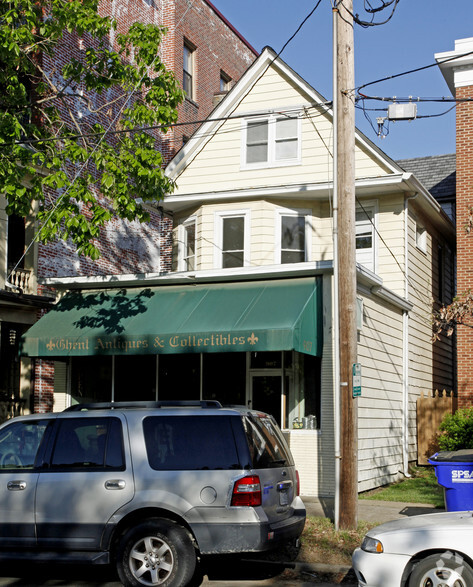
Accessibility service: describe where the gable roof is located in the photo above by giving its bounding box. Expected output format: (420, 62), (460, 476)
(165, 46), (403, 180)
(397, 154), (456, 202)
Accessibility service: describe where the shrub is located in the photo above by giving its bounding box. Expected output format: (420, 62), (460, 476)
(438, 408), (473, 451)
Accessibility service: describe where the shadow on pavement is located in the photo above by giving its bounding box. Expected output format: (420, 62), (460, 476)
(201, 555), (286, 581)
(0, 562), (120, 586)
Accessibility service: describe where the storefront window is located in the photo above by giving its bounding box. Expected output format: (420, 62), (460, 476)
(251, 351), (281, 369)
(71, 357), (112, 404)
(202, 353), (246, 406)
(115, 356), (156, 402)
(303, 355), (321, 423)
(158, 354), (200, 401)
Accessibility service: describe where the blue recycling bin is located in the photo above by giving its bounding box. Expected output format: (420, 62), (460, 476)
(429, 450), (473, 511)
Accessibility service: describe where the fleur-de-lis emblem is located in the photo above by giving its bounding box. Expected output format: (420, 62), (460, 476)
(46, 339), (55, 351)
(247, 332), (259, 345)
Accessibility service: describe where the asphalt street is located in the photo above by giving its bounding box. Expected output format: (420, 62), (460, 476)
(0, 499), (442, 585)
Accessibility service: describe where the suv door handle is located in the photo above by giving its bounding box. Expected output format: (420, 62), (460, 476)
(7, 481), (26, 491)
(105, 479), (126, 490)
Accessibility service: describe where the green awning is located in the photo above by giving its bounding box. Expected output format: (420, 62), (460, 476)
(21, 277), (322, 357)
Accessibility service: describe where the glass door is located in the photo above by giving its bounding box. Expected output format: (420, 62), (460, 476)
(250, 374), (290, 428)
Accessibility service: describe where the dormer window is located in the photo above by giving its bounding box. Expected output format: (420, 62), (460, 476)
(242, 114), (300, 169)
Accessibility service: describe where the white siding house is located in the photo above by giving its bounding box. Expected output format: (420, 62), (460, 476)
(164, 47), (455, 496)
(22, 47), (455, 498)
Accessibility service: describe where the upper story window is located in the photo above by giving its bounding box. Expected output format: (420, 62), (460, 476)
(183, 41), (195, 101)
(356, 203), (377, 273)
(220, 71), (231, 92)
(7, 214), (25, 271)
(416, 222), (427, 253)
(215, 210), (250, 269)
(178, 218), (196, 272)
(242, 114), (301, 169)
(437, 244), (445, 303)
(276, 209), (311, 264)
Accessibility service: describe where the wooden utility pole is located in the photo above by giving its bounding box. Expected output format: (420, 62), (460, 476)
(335, 0), (358, 530)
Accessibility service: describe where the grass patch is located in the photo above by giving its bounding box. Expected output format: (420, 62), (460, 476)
(359, 466), (444, 508)
(299, 515), (376, 566)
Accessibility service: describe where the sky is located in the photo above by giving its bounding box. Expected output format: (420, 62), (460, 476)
(210, 0), (473, 162)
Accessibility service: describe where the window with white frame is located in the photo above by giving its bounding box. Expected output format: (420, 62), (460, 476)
(355, 204), (376, 272)
(183, 41), (195, 101)
(416, 222), (427, 253)
(179, 218), (196, 272)
(276, 209), (310, 264)
(243, 114), (300, 168)
(215, 211), (250, 269)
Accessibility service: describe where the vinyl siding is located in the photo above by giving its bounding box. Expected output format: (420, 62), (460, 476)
(172, 66), (394, 197)
(357, 294), (404, 491)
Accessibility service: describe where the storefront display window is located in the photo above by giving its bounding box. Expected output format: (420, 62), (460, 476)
(68, 350), (319, 432)
(115, 356), (156, 402)
(71, 357), (112, 404)
(203, 353), (246, 406)
(158, 354), (200, 400)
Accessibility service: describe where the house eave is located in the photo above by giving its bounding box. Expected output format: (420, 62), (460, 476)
(163, 173), (454, 237)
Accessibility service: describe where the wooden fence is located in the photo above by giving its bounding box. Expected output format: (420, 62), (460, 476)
(417, 390), (457, 465)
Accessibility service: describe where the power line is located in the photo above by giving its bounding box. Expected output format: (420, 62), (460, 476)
(336, 0), (400, 28)
(354, 49), (473, 94)
(0, 104), (330, 150)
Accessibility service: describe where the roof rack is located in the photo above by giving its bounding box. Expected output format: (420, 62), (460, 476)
(64, 400), (223, 412)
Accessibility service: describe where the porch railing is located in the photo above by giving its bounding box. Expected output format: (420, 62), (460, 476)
(6, 267), (33, 294)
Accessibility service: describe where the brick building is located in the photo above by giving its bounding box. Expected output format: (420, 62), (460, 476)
(2, 0), (257, 414)
(436, 38), (473, 407)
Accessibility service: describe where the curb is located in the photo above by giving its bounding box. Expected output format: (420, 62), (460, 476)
(243, 559), (356, 584)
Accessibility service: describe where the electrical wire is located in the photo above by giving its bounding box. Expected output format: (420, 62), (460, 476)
(336, 0), (400, 28)
(0, 104), (331, 150)
(355, 49), (473, 94)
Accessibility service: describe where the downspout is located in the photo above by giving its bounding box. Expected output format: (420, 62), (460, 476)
(403, 193), (417, 476)
(332, 5), (341, 530)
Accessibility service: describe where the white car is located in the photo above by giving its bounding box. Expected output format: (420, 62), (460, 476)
(352, 510), (473, 587)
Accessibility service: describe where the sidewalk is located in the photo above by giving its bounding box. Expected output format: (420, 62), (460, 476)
(303, 495), (444, 524)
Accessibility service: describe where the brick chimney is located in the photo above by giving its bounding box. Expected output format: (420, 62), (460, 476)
(436, 38), (473, 406)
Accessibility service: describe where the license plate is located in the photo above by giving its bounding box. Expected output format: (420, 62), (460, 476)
(279, 490), (289, 506)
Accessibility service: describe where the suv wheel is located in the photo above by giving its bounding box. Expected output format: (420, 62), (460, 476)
(117, 519), (196, 587)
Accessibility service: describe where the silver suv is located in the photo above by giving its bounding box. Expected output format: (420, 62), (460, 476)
(0, 401), (306, 586)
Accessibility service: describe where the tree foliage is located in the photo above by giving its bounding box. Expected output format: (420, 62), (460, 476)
(0, 0), (184, 259)
(432, 290), (473, 341)
(438, 407), (473, 451)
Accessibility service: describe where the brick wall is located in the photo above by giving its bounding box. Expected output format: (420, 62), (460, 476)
(31, 0), (257, 412)
(161, 0), (256, 159)
(456, 84), (473, 406)
(37, 0), (257, 282)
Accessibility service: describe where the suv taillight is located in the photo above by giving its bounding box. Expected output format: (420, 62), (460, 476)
(231, 475), (262, 507)
(296, 470), (300, 496)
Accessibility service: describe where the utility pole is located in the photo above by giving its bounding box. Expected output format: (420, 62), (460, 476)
(334, 0), (358, 530)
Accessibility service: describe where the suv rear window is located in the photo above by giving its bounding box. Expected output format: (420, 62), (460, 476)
(243, 414), (293, 469)
(143, 416), (241, 470)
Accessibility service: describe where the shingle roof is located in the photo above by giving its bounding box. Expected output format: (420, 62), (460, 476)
(396, 154), (456, 201)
